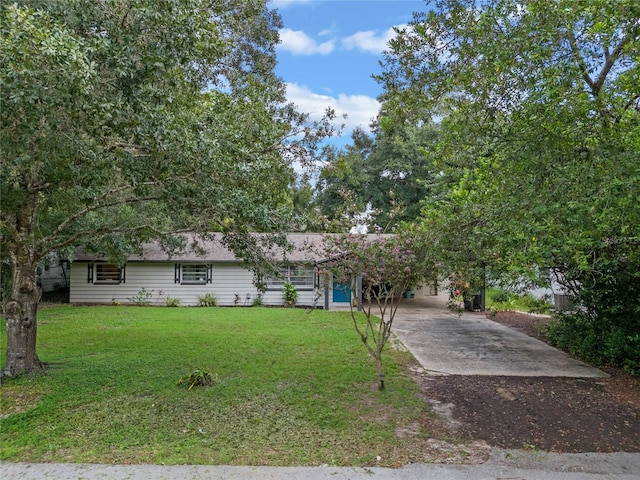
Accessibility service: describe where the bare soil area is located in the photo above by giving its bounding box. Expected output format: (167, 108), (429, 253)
(412, 311), (640, 453)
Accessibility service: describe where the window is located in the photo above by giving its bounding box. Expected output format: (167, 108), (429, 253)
(88, 263), (125, 284)
(268, 265), (315, 290)
(175, 264), (212, 285)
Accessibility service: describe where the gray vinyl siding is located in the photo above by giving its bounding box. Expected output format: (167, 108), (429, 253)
(70, 262), (325, 307)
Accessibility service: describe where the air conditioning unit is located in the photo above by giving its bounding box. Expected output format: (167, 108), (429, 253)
(554, 294), (572, 311)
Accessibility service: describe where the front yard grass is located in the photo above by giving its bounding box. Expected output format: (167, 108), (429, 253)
(0, 306), (456, 466)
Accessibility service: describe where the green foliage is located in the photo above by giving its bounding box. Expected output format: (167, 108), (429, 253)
(489, 289), (511, 304)
(520, 295), (553, 315)
(315, 125), (439, 231)
(128, 288), (153, 306)
(0, 306), (434, 466)
(0, 0), (325, 255)
(544, 241), (640, 374)
(288, 179), (328, 232)
(251, 294), (264, 307)
(197, 293), (218, 307)
(546, 320), (639, 372)
(282, 282), (299, 306)
(487, 289), (552, 314)
(378, 0), (639, 371)
(178, 368), (216, 390)
(165, 297), (181, 307)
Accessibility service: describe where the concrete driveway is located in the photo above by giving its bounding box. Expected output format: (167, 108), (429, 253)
(392, 292), (607, 378)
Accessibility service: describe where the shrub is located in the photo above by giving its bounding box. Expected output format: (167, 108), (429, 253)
(490, 288), (512, 304)
(520, 294), (552, 314)
(251, 294), (264, 307)
(488, 289), (552, 314)
(128, 288), (153, 306)
(544, 241), (640, 374)
(282, 282), (298, 306)
(543, 313), (640, 375)
(604, 331), (640, 375)
(197, 293), (218, 307)
(165, 296), (181, 307)
(488, 289), (517, 311)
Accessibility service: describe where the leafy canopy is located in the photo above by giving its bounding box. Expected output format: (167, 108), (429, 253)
(1, 0), (329, 268)
(315, 123), (439, 232)
(377, 0), (640, 370)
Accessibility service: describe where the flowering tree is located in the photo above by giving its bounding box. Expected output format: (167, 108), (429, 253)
(315, 232), (435, 390)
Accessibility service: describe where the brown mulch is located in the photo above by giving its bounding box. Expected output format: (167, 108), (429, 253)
(411, 311), (640, 453)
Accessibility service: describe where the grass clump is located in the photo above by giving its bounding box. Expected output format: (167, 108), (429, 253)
(178, 368), (215, 390)
(165, 297), (181, 307)
(0, 306), (452, 466)
(197, 293), (218, 307)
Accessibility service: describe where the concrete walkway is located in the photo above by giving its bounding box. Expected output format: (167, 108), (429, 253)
(392, 292), (607, 377)
(3, 451), (640, 480)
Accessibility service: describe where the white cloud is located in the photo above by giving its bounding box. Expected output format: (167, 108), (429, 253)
(279, 24), (406, 57)
(285, 83), (380, 135)
(269, 0), (312, 9)
(342, 25), (404, 54)
(278, 28), (335, 55)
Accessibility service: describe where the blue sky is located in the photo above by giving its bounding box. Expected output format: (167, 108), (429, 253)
(270, 0), (424, 145)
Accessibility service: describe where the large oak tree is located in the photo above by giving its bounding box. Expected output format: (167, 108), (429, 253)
(1, 1), (329, 377)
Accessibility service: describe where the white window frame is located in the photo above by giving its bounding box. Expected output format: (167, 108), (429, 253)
(175, 264), (212, 285)
(267, 264), (315, 291)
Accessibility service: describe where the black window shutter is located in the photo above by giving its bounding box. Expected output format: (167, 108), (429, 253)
(119, 265), (126, 284)
(207, 264), (212, 284)
(87, 263), (94, 283)
(174, 264), (181, 284)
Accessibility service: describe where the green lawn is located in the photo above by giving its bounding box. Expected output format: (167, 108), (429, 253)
(0, 306), (455, 466)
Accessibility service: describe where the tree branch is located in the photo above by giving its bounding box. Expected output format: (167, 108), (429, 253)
(566, 30), (596, 95)
(36, 183), (165, 255)
(593, 33), (632, 95)
(568, 29), (632, 98)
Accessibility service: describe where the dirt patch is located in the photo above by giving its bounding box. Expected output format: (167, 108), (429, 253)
(410, 311), (640, 453)
(489, 310), (551, 341)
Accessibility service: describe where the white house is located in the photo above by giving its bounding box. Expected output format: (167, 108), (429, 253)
(69, 233), (353, 309)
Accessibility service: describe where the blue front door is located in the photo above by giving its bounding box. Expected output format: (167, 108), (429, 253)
(332, 282), (351, 303)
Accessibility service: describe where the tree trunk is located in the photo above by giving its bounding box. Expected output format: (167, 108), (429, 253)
(2, 255), (44, 378)
(375, 355), (385, 391)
